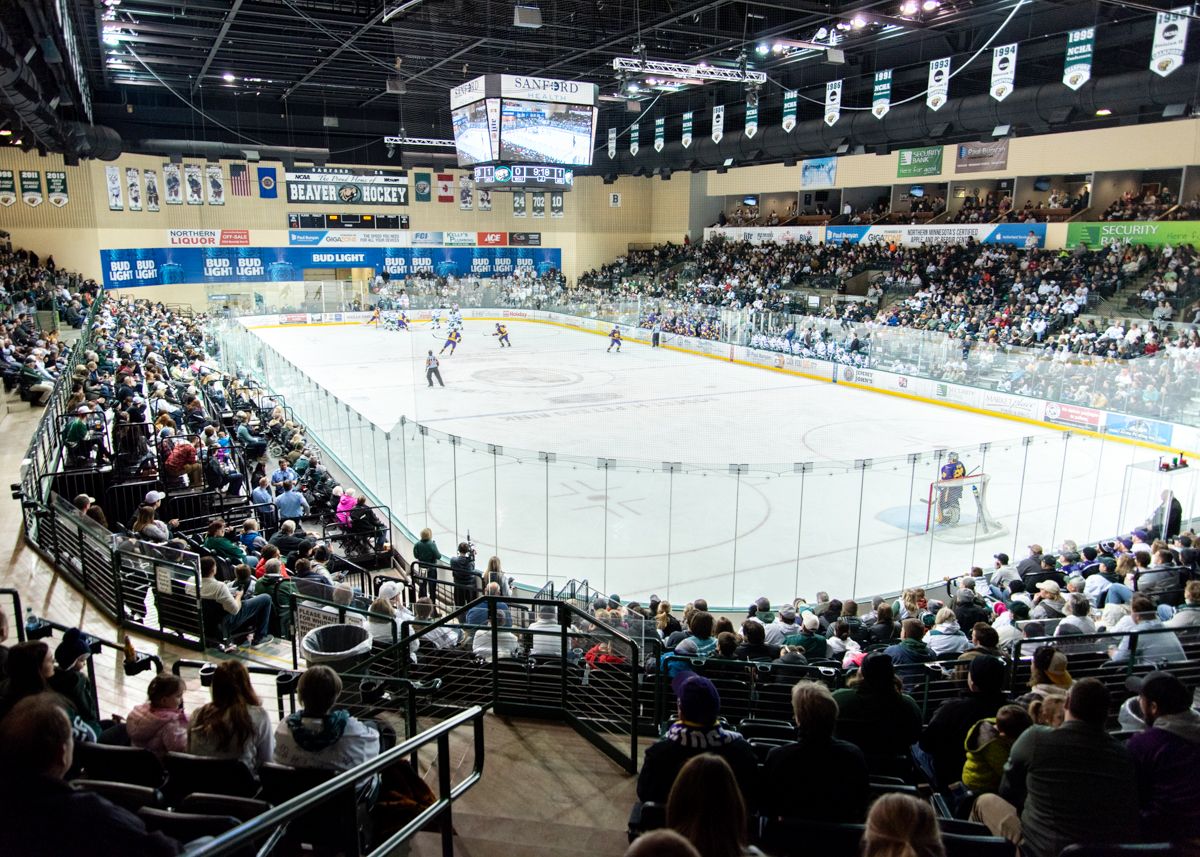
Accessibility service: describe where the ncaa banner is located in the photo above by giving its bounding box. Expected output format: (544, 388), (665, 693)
(45, 170), (68, 208)
(782, 90), (798, 132)
(990, 43), (1017, 101)
(1151, 7), (1189, 77)
(927, 57), (950, 110)
(607, 127), (617, 159)
(512, 190), (526, 218)
(824, 80), (842, 127)
(0, 170), (15, 207)
(143, 170), (159, 211)
(19, 171), (42, 207)
(682, 112), (694, 147)
(164, 164), (183, 204)
(105, 166), (122, 210)
(712, 104), (724, 144)
(1063, 28), (1094, 90)
(126, 167), (143, 211)
(872, 70), (892, 118)
(654, 117), (665, 152)
(630, 122), (639, 156)
(745, 98), (759, 138)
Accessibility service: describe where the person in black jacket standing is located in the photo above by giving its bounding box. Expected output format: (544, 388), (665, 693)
(450, 541), (477, 607)
(1147, 489), (1183, 540)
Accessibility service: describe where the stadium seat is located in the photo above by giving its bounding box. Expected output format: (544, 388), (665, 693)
(164, 752), (260, 802)
(72, 779), (165, 812)
(178, 793), (272, 821)
(137, 807), (241, 845)
(72, 742), (166, 788)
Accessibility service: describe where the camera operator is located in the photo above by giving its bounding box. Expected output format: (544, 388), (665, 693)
(451, 541), (478, 608)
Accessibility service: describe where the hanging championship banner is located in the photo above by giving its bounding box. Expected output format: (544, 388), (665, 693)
(990, 43), (1017, 101)
(105, 166), (122, 210)
(872, 70), (892, 119)
(45, 170), (68, 207)
(144, 169), (160, 211)
(479, 188), (492, 211)
(745, 98), (759, 138)
(824, 80), (843, 126)
(531, 192), (545, 219)
(1151, 7), (1189, 77)
(630, 122), (639, 156)
(206, 163), (225, 205)
(682, 112), (694, 147)
(513, 190), (526, 217)
(0, 170), (14, 207)
(163, 163), (182, 205)
(185, 164), (203, 204)
(927, 57), (951, 111)
(712, 104), (724, 143)
(782, 90), (798, 132)
(607, 127), (617, 159)
(654, 117), (665, 152)
(126, 167), (142, 211)
(20, 171), (42, 207)
(550, 191), (564, 218)
(1063, 28), (1094, 90)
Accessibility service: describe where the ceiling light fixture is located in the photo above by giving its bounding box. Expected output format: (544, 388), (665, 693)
(851, 15), (867, 28)
(612, 57), (765, 84)
(0, 129), (11, 137)
(900, 0), (919, 14)
(922, 0), (940, 10)
(222, 72), (235, 82)
(1095, 107), (1112, 116)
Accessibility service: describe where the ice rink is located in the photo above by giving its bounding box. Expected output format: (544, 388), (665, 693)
(250, 318), (1177, 606)
(454, 128), (491, 164)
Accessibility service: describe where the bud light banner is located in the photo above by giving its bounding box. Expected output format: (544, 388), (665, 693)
(99, 245), (562, 288)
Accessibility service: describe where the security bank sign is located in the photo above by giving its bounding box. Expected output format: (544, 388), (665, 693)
(1065, 221), (1200, 248)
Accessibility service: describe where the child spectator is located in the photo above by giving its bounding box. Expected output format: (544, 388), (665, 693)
(962, 704), (1035, 793)
(125, 673), (189, 758)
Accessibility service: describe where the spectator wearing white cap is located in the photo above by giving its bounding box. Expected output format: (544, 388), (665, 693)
(1030, 580), (1066, 620)
(368, 581), (418, 659)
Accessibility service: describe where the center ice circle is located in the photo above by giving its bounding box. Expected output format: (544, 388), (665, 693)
(471, 367), (582, 387)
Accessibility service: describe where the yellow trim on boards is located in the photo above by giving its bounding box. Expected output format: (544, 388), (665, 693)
(244, 315), (1199, 459)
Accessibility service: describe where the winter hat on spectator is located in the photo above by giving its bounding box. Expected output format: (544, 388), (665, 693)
(675, 638), (699, 656)
(778, 605), (797, 622)
(54, 627), (93, 669)
(1008, 601), (1031, 620)
(672, 673), (720, 725)
(969, 656), (1007, 693)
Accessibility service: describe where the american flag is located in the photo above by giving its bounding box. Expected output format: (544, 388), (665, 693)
(228, 163), (251, 196)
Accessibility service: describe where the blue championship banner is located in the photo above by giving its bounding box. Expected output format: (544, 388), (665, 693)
(100, 245), (563, 287)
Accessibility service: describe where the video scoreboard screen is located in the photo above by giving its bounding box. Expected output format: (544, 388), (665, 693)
(473, 164), (574, 192)
(450, 74), (598, 170)
(287, 213), (409, 229)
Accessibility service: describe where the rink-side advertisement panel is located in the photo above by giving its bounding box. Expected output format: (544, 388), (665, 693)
(703, 223), (1046, 247)
(97, 245), (562, 288)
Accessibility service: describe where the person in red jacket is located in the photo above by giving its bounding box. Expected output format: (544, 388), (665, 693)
(163, 436), (202, 487)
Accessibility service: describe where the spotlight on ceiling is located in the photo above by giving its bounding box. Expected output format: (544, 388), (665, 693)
(922, 0), (939, 10)
(851, 15), (867, 29)
(222, 72), (235, 82)
(755, 43), (769, 56)
(1095, 107), (1112, 116)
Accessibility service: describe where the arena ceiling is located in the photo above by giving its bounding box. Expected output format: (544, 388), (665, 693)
(2, 0), (1197, 165)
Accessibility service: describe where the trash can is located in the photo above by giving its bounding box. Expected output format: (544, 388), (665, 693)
(301, 623), (373, 670)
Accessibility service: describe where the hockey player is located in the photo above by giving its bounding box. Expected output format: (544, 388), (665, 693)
(431, 307), (443, 330)
(365, 307), (380, 327)
(440, 327), (462, 356)
(449, 305), (463, 329)
(493, 323), (512, 347)
(936, 452), (967, 525)
(395, 311), (409, 331)
(607, 326), (622, 353)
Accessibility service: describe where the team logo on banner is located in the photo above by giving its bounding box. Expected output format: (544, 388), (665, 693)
(1151, 7), (1189, 77)
(927, 57), (951, 111)
(1063, 28), (1094, 90)
(0, 170), (15, 207)
(745, 98), (759, 138)
(630, 122), (639, 156)
(45, 170), (68, 207)
(824, 80), (843, 126)
(872, 70), (892, 118)
(682, 112), (694, 148)
(990, 43), (1017, 101)
(607, 127), (617, 159)
(780, 90), (797, 132)
(712, 104), (724, 144)
(654, 117), (665, 152)
(20, 171), (42, 207)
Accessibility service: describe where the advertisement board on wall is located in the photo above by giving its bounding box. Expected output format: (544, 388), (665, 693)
(287, 230), (412, 247)
(703, 226), (821, 244)
(1105, 413), (1174, 445)
(99, 245), (562, 288)
(169, 229), (251, 247)
(285, 167), (409, 206)
(825, 222), (1045, 247)
(1044, 402), (1103, 429)
(897, 146), (943, 178)
(1065, 221), (1200, 248)
(955, 139), (1009, 173)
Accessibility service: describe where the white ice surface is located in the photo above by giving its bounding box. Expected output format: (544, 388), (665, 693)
(250, 319), (1163, 606)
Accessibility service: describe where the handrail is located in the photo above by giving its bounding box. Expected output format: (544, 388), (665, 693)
(0, 587), (26, 642)
(181, 705), (486, 857)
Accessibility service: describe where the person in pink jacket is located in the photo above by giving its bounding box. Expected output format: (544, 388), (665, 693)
(125, 673), (189, 759)
(335, 488), (357, 527)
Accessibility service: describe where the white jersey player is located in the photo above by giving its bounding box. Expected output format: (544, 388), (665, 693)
(431, 307), (443, 330)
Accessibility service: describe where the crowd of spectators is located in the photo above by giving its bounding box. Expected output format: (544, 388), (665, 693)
(1102, 187), (1177, 222)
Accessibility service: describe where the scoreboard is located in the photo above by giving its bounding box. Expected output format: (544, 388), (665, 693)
(287, 213), (409, 230)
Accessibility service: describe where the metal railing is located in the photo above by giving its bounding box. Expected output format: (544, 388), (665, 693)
(181, 705), (485, 857)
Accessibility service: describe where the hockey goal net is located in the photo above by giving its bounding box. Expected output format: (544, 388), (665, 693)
(925, 474), (1009, 542)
